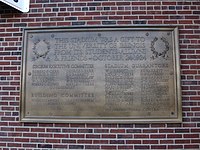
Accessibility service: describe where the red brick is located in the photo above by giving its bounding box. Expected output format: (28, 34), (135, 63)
(15, 138), (29, 142)
(23, 144), (37, 148)
(147, 2), (161, 5)
(87, 21), (101, 25)
(46, 139), (60, 143)
(30, 138), (45, 143)
(132, 2), (145, 5)
(78, 16), (92, 20)
(164, 20), (178, 24)
(159, 129), (174, 133)
(109, 16), (123, 20)
(1, 96), (13, 101)
(77, 140), (92, 144)
(0, 122), (8, 126)
(183, 121), (196, 128)
(7, 143), (21, 147)
(102, 2), (115, 6)
(190, 86), (200, 90)
(0, 72), (10, 75)
(70, 123), (85, 128)
(4, 57), (18, 60)
(101, 145), (117, 149)
(1, 117), (15, 121)
(23, 133), (37, 137)
(116, 2), (130, 5)
(0, 143), (6, 147)
(132, 11), (146, 15)
(70, 134), (85, 138)
(62, 129), (77, 133)
(150, 124), (165, 128)
(94, 129), (109, 133)
(191, 65), (200, 69)
(184, 134), (199, 138)
(190, 97), (200, 100)
(134, 145), (150, 149)
(148, 20), (162, 24)
(178, 2), (191, 5)
(134, 134), (149, 138)
(182, 70), (198, 74)
(11, 71), (20, 75)
(0, 62), (10, 65)
(143, 140), (158, 144)
(126, 140), (141, 144)
(93, 140), (108, 144)
(167, 134), (182, 138)
(39, 123), (53, 127)
(118, 145), (133, 149)
(62, 139), (76, 143)
(162, 2), (176, 5)
(102, 134), (116, 138)
(163, 11), (177, 14)
(47, 128), (61, 132)
(110, 140), (124, 144)
(184, 145), (200, 149)
(191, 139), (200, 143)
(178, 11), (192, 14)
(2, 107), (14, 111)
(124, 16), (138, 20)
(110, 129), (125, 133)
(8, 133), (22, 137)
(160, 140), (173, 144)
(78, 129), (93, 133)
(143, 129), (158, 133)
(117, 11), (131, 15)
(54, 134), (69, 138)
(168, 145), (183, 149)
(42, 22), (57, 26)
(139, 16), (153, 19)
(86, 123), (101, 128)
(191, 129), (200, 133)
(150, 134), (166, 138)
(117, 134), (132, 139)
(151, 145), (167, 149)
(57, 22), (71, 26)
(53, 144), (68, 149)
(85, 145), (100, 149)
(175, 139), (190, 144)
(0, 138), (14, 142)
(28, 22), (42, 26)
(86, 134), (100, 138)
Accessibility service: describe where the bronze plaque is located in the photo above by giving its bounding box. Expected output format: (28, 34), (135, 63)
(21, 27), (182, 123)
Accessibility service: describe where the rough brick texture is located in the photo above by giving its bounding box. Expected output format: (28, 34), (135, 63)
(0, 0), (200, 149)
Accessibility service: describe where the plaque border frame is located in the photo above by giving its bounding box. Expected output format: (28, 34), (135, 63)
(20, 26), (182, 123)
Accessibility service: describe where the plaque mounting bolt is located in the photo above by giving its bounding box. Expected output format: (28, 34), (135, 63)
(170, 71), (173, 75)
(28, 72), (31, 76)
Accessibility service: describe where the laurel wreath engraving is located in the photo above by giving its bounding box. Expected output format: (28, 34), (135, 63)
(150, 37), (169, 60)
(32, 39), (50, 61)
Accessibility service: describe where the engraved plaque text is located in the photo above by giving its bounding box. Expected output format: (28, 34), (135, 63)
(21, 27), (182, 123)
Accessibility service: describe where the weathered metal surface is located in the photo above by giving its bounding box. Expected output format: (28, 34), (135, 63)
(21, 26), (182, 123)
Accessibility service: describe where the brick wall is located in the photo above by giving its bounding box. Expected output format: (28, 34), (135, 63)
(0, 0), (200, 149)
